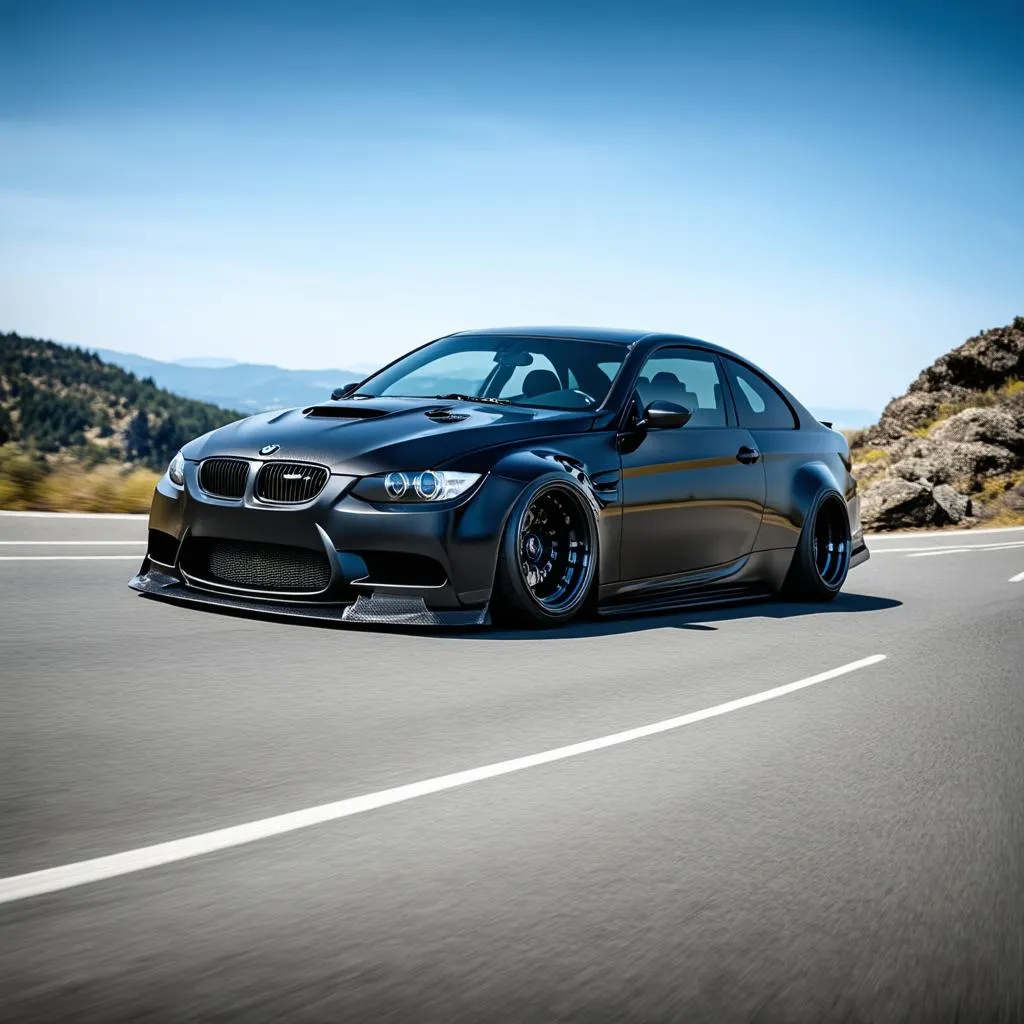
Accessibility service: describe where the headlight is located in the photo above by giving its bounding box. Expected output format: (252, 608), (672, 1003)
(168, 451), (186, 487)
(354, 471), (481, 504)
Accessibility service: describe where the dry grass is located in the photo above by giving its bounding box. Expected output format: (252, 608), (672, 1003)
(970, 469), (1024, 526)
(0, 446), (157, 513)
(855, 447), (889, 464)
(35, 464), (158, 513)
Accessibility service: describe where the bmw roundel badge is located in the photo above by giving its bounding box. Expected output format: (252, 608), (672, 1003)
(259, 444), (280, 456)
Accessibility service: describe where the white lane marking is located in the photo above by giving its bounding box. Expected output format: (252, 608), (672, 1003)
(907, 542), (1024, 559)
(0, 510), (146, 519)
(0, 540), (145, 546)
(867, 525), (1024, 540)
(0, 555), (141, 561)
(870, 541), (1024, 555)
(0, 654), (886, 905)
(1010, 571), (1024, 584)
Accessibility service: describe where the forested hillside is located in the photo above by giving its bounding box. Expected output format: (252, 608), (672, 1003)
(0, 332), (241, 469)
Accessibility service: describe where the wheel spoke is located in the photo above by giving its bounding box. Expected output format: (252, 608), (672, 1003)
(813, 500), (850, 587)
(518, 489), (592, 612)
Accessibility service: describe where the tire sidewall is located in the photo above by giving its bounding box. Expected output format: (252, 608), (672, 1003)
(787, 490), (851, 600)
(493, 474), (600, 626)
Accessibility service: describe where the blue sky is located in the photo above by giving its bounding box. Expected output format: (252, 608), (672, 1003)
(1, 0), (1021, 411)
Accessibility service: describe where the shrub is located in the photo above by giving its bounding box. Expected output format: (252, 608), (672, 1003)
(856, 448), (889, 464)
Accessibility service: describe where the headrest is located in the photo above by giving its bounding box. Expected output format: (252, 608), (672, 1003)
(521, 369), (561, 397)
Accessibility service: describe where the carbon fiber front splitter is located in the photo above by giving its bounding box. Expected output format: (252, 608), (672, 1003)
(128, 569), (490, 628)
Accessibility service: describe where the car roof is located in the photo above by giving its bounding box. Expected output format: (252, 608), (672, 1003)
(450, 325), (736, 355)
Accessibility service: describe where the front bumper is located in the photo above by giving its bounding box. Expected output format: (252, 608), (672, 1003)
(130, 464), (526, 627)
(129, 568), (490, 627)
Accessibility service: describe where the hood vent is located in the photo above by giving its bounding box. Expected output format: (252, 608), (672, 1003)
(303, 405), (389, 420)
(424, 406), (469, 424)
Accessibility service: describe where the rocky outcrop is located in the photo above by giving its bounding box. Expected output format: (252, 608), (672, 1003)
(929, 407), (1023, 451)
(853, 317), (1024, 531)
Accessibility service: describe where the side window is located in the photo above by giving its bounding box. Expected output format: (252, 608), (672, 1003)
(634, 349), (727, 427)
(724, 360), (798, 429)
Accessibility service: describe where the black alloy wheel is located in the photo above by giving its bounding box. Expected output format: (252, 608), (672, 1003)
(782, 492), (851, 602)
(493, 481), (598, 626)
(811, 498), (851, 589)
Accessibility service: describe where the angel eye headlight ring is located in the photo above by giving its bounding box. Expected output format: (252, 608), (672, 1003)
(384, 472), (409, 499)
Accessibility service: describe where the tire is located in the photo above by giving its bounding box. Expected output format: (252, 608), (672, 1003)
(782, 491), (852, 602)
(491, 478), (599, 627)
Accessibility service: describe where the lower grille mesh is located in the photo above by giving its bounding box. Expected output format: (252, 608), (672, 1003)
(182, 538), (332, 593)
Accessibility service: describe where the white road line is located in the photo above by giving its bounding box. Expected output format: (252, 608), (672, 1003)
(867, 525), (1024, 540)
(1010, 571), (1024, 584)
(907, 542), (1024, 559)
(0, 510), (146, 519)
(0, 654), (886, 905)
(0, 540), (146, 546)
(0, 555), (141, 561)
(871, 541), (1024, 555)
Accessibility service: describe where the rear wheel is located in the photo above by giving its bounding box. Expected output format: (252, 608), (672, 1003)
(491, 480), (598, 627)
(782, 492), (851, 601)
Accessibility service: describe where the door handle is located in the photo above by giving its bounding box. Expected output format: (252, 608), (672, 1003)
(736, 446), (761, 465)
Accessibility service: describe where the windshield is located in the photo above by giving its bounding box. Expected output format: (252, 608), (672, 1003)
(355, 335), (628, 410)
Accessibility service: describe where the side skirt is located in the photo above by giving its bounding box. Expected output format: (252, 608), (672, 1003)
(597, 548), (793, 618)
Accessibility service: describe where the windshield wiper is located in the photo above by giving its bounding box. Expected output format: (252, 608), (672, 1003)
(431, 393), (512, 405)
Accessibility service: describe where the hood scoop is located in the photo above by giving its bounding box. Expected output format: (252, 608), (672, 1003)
(303, 404), (390, 420)
(424, 406), (469, 424)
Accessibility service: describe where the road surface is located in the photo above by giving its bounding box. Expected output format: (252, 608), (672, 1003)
(1, 512), (1022, 1022)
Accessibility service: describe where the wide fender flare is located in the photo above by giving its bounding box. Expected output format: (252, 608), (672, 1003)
(488, 450), (606, 588)
(789, 461), (846, 535)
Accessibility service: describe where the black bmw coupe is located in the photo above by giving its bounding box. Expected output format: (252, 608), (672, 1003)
(131, 327), (868, 627)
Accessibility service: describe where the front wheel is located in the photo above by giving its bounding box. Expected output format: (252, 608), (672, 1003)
(491, 479), (599, 627)
(782, 492), (852, 602)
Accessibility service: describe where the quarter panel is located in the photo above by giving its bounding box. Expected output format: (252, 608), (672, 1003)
(751, 426), (851, 550)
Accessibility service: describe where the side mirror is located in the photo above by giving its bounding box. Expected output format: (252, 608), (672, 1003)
(642, 400), (692, 429)
(331, 383), (360, 401)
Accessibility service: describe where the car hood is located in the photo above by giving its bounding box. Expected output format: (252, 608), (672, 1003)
(182, 397), (595, 475)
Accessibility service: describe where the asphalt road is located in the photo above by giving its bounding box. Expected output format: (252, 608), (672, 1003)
(2, 511), (1023, 1023)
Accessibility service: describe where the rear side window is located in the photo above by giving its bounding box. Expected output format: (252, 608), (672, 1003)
(723, 359), (798, 429)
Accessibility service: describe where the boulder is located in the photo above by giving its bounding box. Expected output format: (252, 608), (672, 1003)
(1005, 483), (1024, 513)
(860, 478), (936, 530)
(891, 438), (1014, 488)
(891, 455), (948, 484)
(930, 407), (1024, 453)
(931, 484), (971, 524)
(873, 391), (944, 439)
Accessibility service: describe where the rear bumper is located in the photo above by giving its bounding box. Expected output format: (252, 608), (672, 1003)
(850, 539), (870, 569)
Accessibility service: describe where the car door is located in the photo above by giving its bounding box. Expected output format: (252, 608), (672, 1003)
(619, 347), (766, 581)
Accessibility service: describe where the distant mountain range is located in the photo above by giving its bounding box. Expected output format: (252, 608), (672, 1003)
(92, 347), (877, 426)
(91, 348), (363, 414)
